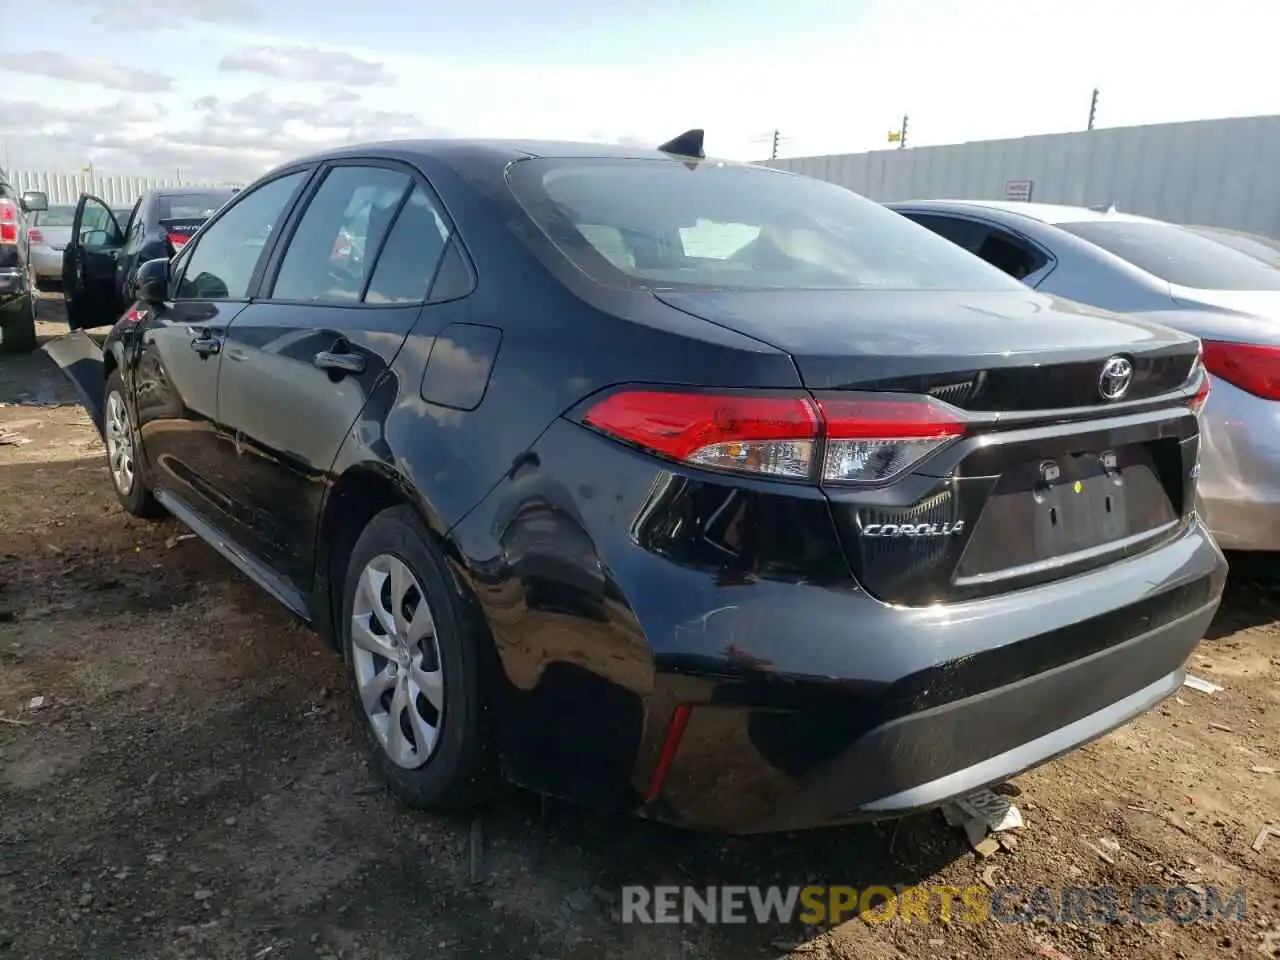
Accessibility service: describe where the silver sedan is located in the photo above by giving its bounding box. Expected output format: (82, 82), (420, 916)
(888, 199), (1280, 552)
(27, 204), (78, 285)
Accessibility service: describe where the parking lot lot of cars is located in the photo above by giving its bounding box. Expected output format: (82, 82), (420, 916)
(1, 296), (1278, 959)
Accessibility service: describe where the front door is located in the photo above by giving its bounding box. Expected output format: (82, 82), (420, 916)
(133, 169), (313, 531)
(63, 195), (124, 329)
(216, 162), (456, 596)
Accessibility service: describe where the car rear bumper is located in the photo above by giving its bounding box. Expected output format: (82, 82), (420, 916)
(642, 524), (1222, 833)
(30, 246), (62, 279)
(1196, 377), (1280, 550)
(459, 418), (1228, 834)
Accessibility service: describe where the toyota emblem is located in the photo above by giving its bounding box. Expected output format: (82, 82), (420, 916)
(1098, 356), (1133, 401)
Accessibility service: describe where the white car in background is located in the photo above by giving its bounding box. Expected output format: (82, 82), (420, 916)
(27, 204), (78, 287)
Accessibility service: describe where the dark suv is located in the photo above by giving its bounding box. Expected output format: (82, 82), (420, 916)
(0, 174), (46, 353)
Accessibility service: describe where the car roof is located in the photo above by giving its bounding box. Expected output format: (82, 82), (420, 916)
(151, 186), (238, 197)
(888, 198), (1163, 227)
(279, 137), (760, 178)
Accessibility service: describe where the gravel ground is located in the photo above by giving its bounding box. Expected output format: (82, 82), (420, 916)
(2, 296), (1279, 960)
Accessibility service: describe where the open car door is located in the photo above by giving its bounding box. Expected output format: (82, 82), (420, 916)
(62, 194), (125, 330)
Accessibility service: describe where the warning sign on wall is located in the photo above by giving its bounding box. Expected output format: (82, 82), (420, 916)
(1005, 180), (1033, 201)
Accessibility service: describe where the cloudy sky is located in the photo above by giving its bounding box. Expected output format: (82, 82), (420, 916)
(2, 0), (1278, 182)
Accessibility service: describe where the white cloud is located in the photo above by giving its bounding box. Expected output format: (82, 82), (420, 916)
(219, 45), (392, 87)
(62, 0), (260, 30)
(2, 51), (172, 93)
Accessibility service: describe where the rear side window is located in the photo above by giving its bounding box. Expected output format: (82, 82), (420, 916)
(1058, 220), (1280, 290)
(507, 158), (1023, 293)
(364, 185), (453, 304)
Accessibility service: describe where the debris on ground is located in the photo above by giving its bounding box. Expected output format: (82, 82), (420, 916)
(166, 533), (196, 549)
(26, 696), (47, 711)
(1253, 824), (1279, 853)
(1183, 674), (1224, 694)
(941, 787), (1023, 857)
(0, 430), (30, 447)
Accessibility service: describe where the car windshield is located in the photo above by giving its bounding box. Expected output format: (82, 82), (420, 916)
(157, 191), (235, 220)
(1182, 225), (1280, 268)
(34, 206), (77, 227)
(507, 158), (1024, 292)
(1058, 219), (1280, 290)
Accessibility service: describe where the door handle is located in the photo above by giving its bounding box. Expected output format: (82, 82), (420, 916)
(190, 336), (222, 357)
(313, 349), (365, 375)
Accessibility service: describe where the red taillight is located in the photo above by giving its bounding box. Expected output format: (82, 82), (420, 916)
(1190, 371), (1211, 415)
(582, 389), (966, 484)
(1202, 340), (1280, 401)
(28, 227), (43, 243)
(124, 306), (146, 324)
(167, 233), (189, 250)
(0, 201), (16, 244)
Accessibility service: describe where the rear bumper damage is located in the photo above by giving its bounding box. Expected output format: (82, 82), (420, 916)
(42, 329), (107, 438)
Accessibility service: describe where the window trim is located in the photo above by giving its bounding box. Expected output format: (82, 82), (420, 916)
(170, 164), (318, 304)
(254, 156), (476, 310)
(897, 208), (1059, 288)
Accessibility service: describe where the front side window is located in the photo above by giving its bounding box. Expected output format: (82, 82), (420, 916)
(176, 171), (307, 300)
(1058, 220), (1280, 290)
(507, 158), (1024, 292)
(271, 166), (410, 303)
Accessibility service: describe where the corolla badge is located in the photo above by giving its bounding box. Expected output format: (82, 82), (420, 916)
(1098, 356), (1134, 401)
(862, 521), (965, 538)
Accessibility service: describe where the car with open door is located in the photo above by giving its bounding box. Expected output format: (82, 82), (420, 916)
(62, 187), (238, 330)
(889, 198), (1280, 553)
(40, 134), (1225, 834)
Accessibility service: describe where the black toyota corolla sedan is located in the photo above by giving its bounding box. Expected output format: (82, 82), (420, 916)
(43, 132), (1226, 833)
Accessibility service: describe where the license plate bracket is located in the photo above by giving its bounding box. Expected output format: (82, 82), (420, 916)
(1033, 469), (1129, 558)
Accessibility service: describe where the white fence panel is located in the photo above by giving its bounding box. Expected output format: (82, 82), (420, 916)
(5, 169), (246, 206)
(766, 114), (1280, 239)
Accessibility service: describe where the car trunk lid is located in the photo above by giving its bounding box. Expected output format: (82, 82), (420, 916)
(654, 287), (1206, 604)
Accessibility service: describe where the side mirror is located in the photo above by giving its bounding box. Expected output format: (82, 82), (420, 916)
(19, 191), (48, 213)
(135, 257), (170, 305)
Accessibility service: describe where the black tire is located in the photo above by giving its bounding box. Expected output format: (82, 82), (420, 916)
(104, 370), (165, 519)
(341, 505), (494, 810)
(0, 287), (37, 354)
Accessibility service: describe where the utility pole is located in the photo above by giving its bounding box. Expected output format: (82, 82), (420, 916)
(770, 129), (781, 160)
(1088, 88), (1099, 131)
(899, 114), (909, 150)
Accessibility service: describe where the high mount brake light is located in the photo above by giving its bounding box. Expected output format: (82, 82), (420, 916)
(582, 389), (966, 484)
(0, 200), (16, 243)
(1201, 340), (1280, 401)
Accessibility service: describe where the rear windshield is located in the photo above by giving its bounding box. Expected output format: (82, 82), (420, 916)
(157, 191), (235, 221)
(506, 158), (1024, 292)
(1058, 220), (1280, 290)
(34, 206), (77, 227)
(1183, 225), (1280, 268)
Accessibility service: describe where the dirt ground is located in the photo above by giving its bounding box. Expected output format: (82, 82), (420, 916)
(2, 295), (1279, 960)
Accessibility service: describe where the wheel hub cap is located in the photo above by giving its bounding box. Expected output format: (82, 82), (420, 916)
(105, 392), (135, 495)
(350, 554), (445, 770)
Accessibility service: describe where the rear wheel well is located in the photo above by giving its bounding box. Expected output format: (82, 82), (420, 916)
(317, 468), (409, 649)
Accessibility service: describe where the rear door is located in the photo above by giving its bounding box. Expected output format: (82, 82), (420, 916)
(132, 169), (313, 530)
(63, 195), (125, 327)
(216, 160), (457, 593)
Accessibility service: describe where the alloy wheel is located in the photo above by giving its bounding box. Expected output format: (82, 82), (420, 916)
(105, 392), (135, 495)
(350, 553), (445, 769)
